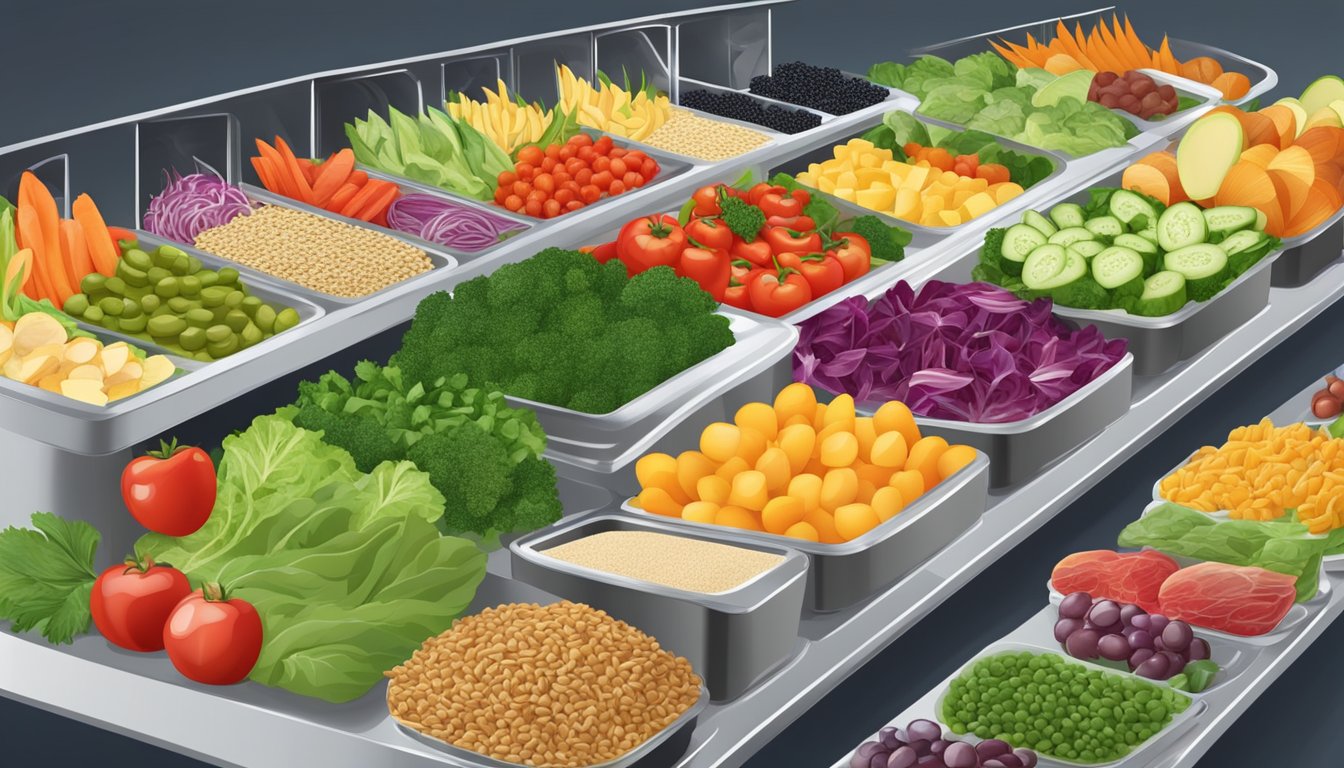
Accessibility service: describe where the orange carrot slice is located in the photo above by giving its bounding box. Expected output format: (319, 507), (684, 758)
(60, 219), (93, 287)
(311, 149), (355, 208)
(71, 193), (119, 277)
(272, 136), (316, 204)
(15, 205), (51, 301)
(327, 183), (362, 212)
(1212, 71), (1252, 100)
(254, 139), (296, 199)
(338, 180), (387, 219)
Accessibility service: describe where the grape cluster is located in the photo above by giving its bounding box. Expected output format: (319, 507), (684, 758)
(849, 719), (1038, 768)
(1055, 591), (1211, 680)
(1089, 71), (1180, 120)
(679, 89), (822, 134)
(748, 61), (890, 115)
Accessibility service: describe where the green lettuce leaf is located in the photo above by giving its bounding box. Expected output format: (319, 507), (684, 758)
(918, 84), (990, 126)
(1117, 503), (1327, 602)
(953, 52), (1017, 91)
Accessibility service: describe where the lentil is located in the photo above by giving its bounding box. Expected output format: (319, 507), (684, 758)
(541, 531), (784, 594)
(193, 205), (432, 298)
(641, 109), (771, 162)
(387, 601), (701, 768)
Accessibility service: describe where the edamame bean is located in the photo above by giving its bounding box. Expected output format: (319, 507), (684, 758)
(179, 275), (201, 297)
(98, 297), (124, 317)
(147, 315), (188, 338)
(224, 309), (250, 333)
(63, 294), (90, 316)
(179, 327), (207, 351)
(274, 307), (301, 332)
(166, 297), (192, 314)
(185, 308), (214, 329)
(123, 248), (154, 271)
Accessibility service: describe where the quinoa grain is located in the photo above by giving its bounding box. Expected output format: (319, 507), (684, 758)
(641, 109), (771, 162)
(541, 531), (783, 594)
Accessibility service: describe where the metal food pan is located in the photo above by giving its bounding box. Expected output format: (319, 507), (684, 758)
(1271, 214), (1344, 288)
(907, 9), (1278, 107)
(880, 641), (1206, 768)
(394, 684), (709, 768)
(610, 108), (788, 170)
(763, 109), (1072, 242)
(523, 310), (797, 478)
(1016, 601), (1255, 697)
(675, 77), (835, 135)
(622, 451), (989, 613)
(77, 230), (327, 365)
(510, 512), (808, 700)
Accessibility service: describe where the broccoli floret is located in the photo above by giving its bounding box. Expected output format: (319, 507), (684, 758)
(1051, 277), (1112, 310)
(719, 195), (766, 242)
(844, 215), (909, 263)
(291, 404), (400, 473)
(499, 456), (563, 532)
(619, 266), (718, 322)
(410, 428), (514, 536)
(980, 227), (1006, 273)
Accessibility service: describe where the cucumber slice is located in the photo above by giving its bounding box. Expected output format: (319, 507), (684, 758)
(1113, 233), (1157, 255)
(1136, 221), (1159, 244)
(1157, 202), (1209, 252)
(1109, 189), (1159, 227)
(1134, 271), (1189, 317)
(1068, 240), (1106, 259)
(1254, 209), (1268, 231)
(1048, 226), (1096, 247)
(1021, 244), (1089, 290)
(1163, 243), (1229, 301)
(1050, 202), (1086, 229)
(1022, 209), (1058, 236)
(1220, 229), (1267, 255)
(1091, 247), (1146, 290)
(1000, 224), (1048, 275)
(1084, 215), (1124, 240)
(1202, 206), (1259, 238)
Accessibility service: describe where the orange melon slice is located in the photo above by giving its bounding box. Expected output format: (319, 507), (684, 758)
(1257, 105), (1298, 149)
(1295, 126), (1344, 166)
(1239, 144), (1279, 169)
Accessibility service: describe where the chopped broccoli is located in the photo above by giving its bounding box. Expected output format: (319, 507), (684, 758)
(290, 404), (399, 473)
(1051, 277), (1112, 310)
(844, 215), (910, 263)
(980, 227), (1007, 273)
(719, 195), (766, 242)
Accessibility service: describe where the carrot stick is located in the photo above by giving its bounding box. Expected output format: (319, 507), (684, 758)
(250, 156), (282, 194)
(254, 139), (297, 199)
(352, 183), (399, 222)
(348, 170), (369, 187)
(19, 172), (70, 301)
(15, 205), (52, 301)
(311, 149), (355, 207)
(1121, 16), (1152, 67)
(327, 183), (361, 212)
(107, 226), (136, 245)
(273, 136), (316, 203)
(60, 219), (93, 286)
(339, 180), (387, 218)
(71, 193), (119, 277)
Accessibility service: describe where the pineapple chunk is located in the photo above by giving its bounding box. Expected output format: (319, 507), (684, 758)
(832, 187), (857, 203)
(106, 380), (142, 401)
(106, 361), (144, 387)
(835, 171), (859, 189)
(856, 187), (896, 212)
(139, 355), (177, 389)
(100, 343), (131, 376)
(938, 210), (964, 227)
(893, 188), (922, 220)
(993, 182), (1025, 204)
(960, 192), (998, 221)
(67, 364), (104, 382)
(60, 378), (109, 406)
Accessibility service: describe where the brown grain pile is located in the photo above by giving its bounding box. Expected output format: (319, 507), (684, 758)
(387, 601), (702, 767)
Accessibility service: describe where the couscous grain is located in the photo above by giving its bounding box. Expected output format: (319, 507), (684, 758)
(541, 531), (783, 594)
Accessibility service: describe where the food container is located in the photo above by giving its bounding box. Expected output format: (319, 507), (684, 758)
(946, 166), (1278, 377)
(394, 684), (710, 768)
(527, 310), (797, 482)
(899, 642), (1207, 768)
(908, 10), (1278, 108)
(510, 512), (808, 700)
(1017, 601), (1252, 696)
(623, 450), (989, 613)
(1270, 212), (1344, 288)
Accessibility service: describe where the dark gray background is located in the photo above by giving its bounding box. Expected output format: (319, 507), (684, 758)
(3, 1), (1343, 766)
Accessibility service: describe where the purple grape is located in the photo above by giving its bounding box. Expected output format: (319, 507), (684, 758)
(1128, 613), (1151, 632)
(853, 744), (880, 768)
(1088, 600), (1121, 627)
(1136, 653), (1170, 679)
(1188, 637), (1211, 662)
(1015, 749), (1039, 768)
(1149, 614), (1170, 635)
(983, 762), (1006, 768)
(1128, 629), (1154, 650)
(1153, 635), (1167, 652)
(976, 739), (1012, 758)
(1098, 633), (1131, 661)
(996, 756), (1024, 768)
(872, 754), (892, 768)
(907, 740), (931, 757)
(880, 728), (901, 750)
(929, 740), (948, 757)
(1159, 650), (1186, 674)
(942, 742), (978, 768)
(1129, 647), (1155, 671)
(1119, 603), (1144, 626)
(887, 747), (918, 768)
(917, 756), (947, 768)
(1066, 628), (1101, 659)
(1162, 621), (1194, 652)
(907, 720), (942, 744)
(1059, 591), (1093, 619)
(1054, 617), (1084, 643)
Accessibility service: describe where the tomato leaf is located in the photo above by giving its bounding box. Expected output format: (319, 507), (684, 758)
(0, 512), (100, 645)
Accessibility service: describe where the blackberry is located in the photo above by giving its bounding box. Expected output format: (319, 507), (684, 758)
(747, 60), (890, 115)
(679, 89), (822, 134)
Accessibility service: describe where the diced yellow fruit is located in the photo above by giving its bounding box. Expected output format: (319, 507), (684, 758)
(100, 343), (130, 376)
(834, 144), (851, 161)
(60, 378), (109, 406)
(994, 182), (1025, 204)
(855, 168), (889, 186)
(881, 159), (906, 174)
(106, 361), (143, 387)
(923, 196), (945, 214)
(67, 364), (104, 382)
(856, 152), (881, 168)
(106, 381), (142, 401)
(37, 374), (64, 393)
(848, 138), (874, 153)
(10, 354), (58, 384)
(951, 189), (973, 209)
(139, 356), (177, 389)
(893, 188), (922, 220)
(940, 171), (961, 186)
(856, 187), (896, 212)
(835, 171), (858, 189)
(63, 337), (100, 364)
(902, 165), (931, 189)
(961, 192), (998, 221)
(833, 187), (857, 203)
(815, 175), (836, 193)
(938, 210), (964, 227)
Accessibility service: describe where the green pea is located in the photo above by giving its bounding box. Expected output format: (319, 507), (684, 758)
(169, 298), (195, 316)
(116, 262), (149, 287)
(145, 266), (170, 284)
(274, 307), (300, 332)
(147, 315), (187, 338)
(200, 285), (231, 307)
(98, 296), (124, 316)
(151, 246), (178, 269)
(197, 270), (219, 288)
(63, 294), (90, 316)
(120, 298), (142, 318)
(193, 350), (214, 362)
(178, 326), (207, 351)
(123, 248), (154, 271)
(104, 276), (127, 296)
(206, 334), (239, 359)
(239, 321), (263, 348)
(119, 314), (147, 334)
(83, 305), (105, 324)
(253, 304), (276, 333)
(216, 267), (239, 285)
(185, 308), (214, 328)
(157, 244), (188, 260)
(224, 309), (250, 333)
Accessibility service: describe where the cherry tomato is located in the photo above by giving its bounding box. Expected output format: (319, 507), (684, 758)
(795, 253), (845, 297)
(517, 145), (545, 166)
(762, 226), (823, 256)
(512, 181), (531, 198)
(594, 135), (614, 153)
(90, 555), (192, 652)
(164, 584), (263, 686)
(610, 158), (629, 177)
(540, 156), (558, 173)
(686, 217), (734, 252)
(593, 156), (612, 173)
(584, 241), (618, 264)
(616, 215), (687, 273)
(524, 199), (543, 217)
(514, 162), (535, 180)
(623, 171), (643, 188)
(758, 190), (804, 219)
(829, 232), (873, 281)
(544, 144), (562, 159)
(121, 439), (216, 536)
(732, 237), (774, 267)
(678, 245), (731, 301)
(573, 133), (594, 147)
(543, 199), (563, 218)
(580, 185), (602, 204)
(497, 171), (518, 187)
(575, 168), (594, 186)
(608, 179), (626, 196)
(745, 183), (777, 206)
(565, 200), (584, 212)
(559, 145), (577, 161)
(748, 267), (813, 317)
(503, 194), (523, 211)
(493, 185), (509, 204)
(722, 270), (762, 312)
(730, 258), (756, 283)
(592, 171), (614, 190)
(641, 157), (659, 178)
(554, 188), (577, 205)
(532, 174), (555, 194)
(691, 184), (724, 217)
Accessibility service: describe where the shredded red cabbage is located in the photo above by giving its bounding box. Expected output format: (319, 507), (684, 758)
(143, 171), (252, 244)
(385, 194), (525, 252)
(793, 281), (1128, 423)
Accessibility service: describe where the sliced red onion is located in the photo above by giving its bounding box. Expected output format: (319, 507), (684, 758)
(385, 193), (525, 252)
(143, 171), (252, 244)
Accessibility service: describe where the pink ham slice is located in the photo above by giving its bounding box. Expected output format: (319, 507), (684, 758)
(1051, 549), (1180, 613)
(1158, 562), (1297, 636)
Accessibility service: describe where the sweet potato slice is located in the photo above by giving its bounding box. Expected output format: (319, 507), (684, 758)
(1212, 72), (1252, 100)
(1268, 168), (1309, 220)
(1257, 105), (1298, 149)
(1239, 144), (1279, 169)
(1123, 163), (1172, 205)
(1285, 178), (1344, 236)
(1216, 162), (1283, 234)
(1295, 126), (1344, 166)
(1268, 145), (1317, 187)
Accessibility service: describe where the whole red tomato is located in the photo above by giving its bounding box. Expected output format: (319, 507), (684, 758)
(616, 215), (686, 273)
(796, 253), (845, 297)
(762, 226), (822, 256)
(678, 244), (730, 301)
(121, 439), (217, 536)
(830, 232), (873, 281)
(690, 185), (724, 217)
(731, 237), (773, 268)
(164, 584), (263, 686)
(748, 267), (813, 317)
(582, 241), (620, 265)
(685, 217), (734, 252)
(90, 555), (192, 652)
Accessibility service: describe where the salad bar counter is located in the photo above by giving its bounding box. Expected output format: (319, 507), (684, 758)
(3, 3), (1344, 768)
